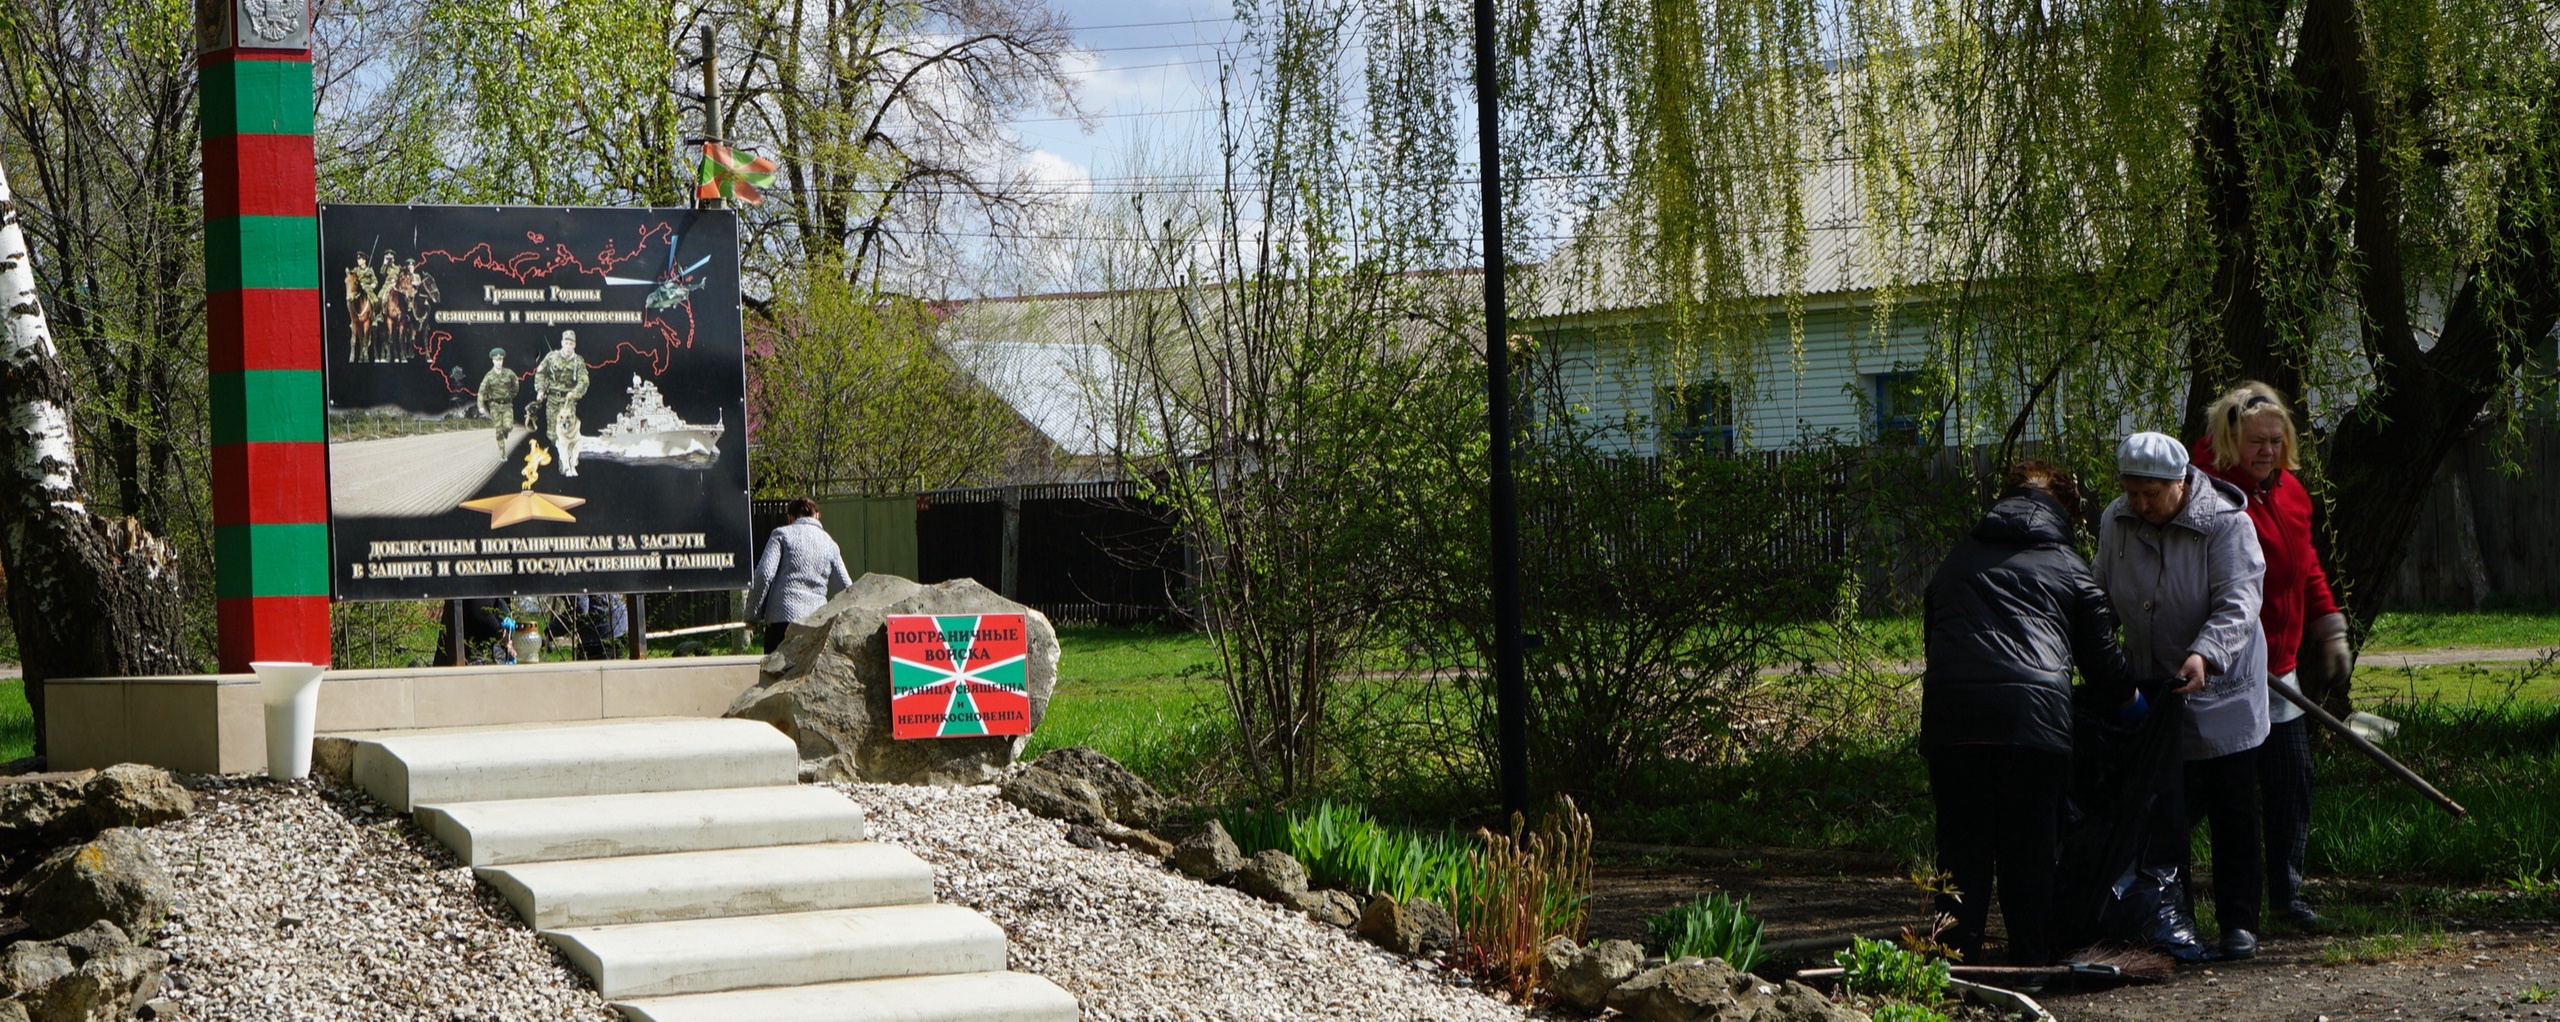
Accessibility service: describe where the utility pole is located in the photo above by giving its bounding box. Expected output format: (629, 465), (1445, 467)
(1474, 0), (1527, 815)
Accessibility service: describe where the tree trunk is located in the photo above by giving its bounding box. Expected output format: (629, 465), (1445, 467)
(0, 158), (195, 758)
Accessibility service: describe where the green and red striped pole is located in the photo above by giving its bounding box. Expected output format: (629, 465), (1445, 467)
(202, 5), (330, 670)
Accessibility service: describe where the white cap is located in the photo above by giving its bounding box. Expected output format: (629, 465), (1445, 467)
(2117, 431), (2188, 480)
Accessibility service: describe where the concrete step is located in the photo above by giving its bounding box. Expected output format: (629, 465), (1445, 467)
(480, 842), (936, 928)
(546, 903), (1008, 1000)
(613, 971), (1080, 1022)
(343, 717), (800, 811)
(418, 786), (868, 866)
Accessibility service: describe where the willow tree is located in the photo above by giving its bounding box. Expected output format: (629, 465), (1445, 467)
(1507, 0), (2560, 625)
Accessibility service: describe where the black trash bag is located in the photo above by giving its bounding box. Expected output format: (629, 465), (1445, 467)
(2054, 681), (2202, 961)
(2110, 862), (2206, 962)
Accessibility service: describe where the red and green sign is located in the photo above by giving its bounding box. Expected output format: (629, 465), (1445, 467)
(887, 614), (1032, 739)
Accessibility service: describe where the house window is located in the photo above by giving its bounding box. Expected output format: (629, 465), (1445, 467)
(1660, 380), (1737, 453)
(1873, 372), (1926, 445)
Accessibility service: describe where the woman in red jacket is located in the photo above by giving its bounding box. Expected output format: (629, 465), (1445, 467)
(2193, 382), (2349, 930)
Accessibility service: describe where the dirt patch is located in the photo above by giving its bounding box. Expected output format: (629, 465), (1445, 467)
(1587, 858), (2560, 1021)
(1585, 857), (1923, 953)
(2048, 925), (2560, 1021)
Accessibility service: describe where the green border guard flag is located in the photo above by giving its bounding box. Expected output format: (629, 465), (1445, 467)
(887, 614), (1031, 739)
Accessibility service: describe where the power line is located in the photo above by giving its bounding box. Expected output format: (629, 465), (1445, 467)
(1069, 16), (1244, 30)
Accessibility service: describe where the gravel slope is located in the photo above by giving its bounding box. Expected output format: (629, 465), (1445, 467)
(137, 776), (621, 1021)
(131, 774), (1533, 1022)
(841, 782), (1534, 1022)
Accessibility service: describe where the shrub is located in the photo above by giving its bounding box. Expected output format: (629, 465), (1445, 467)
(1645, 892), (1766, 973)
(1870, 1004), (1951, 1022)
(1834, 936), (1950, 1002)
(1458, 797), (1595, 1002)
(1221, 802), (1476, 909)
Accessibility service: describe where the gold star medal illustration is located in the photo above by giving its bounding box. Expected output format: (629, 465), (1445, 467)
(459, 439), (586, 528)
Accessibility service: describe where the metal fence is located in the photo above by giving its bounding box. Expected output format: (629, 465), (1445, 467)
(916, 480), (1185, 624)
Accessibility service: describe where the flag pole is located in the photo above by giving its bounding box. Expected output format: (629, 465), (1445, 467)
(1474, 0), (1527, 815)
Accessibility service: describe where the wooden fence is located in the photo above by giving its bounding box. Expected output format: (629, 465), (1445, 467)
(2385, 421), (2560, 608)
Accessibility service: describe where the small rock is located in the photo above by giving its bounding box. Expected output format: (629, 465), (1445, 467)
(1606, 958), (1769, 1022)
(1357, 895), (1457, 956)
(50, 921), (130, 964)
(1171, 820), (1244, 880)
(1554, 938), (1645, 1012)
(1096, 822), (1174, 859)
(73, 765), (193, 833)
(998, 768), (1108, 827)
(1540, 935), (1580, 977)
(1758, 979), (1867, 1022)
(1236, 850), (1309, 904)
(1296, 889), (1361, 927)
(29, 941), (166, 1022)
(1021, 747), (1166, 828)
(137, 1000), (187, 1021)
(1063, 824), (1107, 850)
(22, 831), (171, 941)
(0, 942), (74, 996)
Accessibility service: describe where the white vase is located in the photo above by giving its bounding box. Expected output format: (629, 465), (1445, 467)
(512, 629), (544, 664)
(251, 661), (326, 780)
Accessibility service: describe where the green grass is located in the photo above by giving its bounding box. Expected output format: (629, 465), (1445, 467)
(2314, 926), (2457, 966)
(0, 681), (29, 762)
(2364, 606), (2560, 651)
(1594, 731), (1935, 861)
(2309, 699), (2560, 883)
(1027, 624), (1225, 783)
(1052, 623), (1218, 684)
(2357, 659), (2560, 705)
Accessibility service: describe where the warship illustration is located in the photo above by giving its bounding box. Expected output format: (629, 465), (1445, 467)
(583, 376), (724, 467)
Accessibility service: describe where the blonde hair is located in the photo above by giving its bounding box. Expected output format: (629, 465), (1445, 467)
(2205, 381), (2299, 473)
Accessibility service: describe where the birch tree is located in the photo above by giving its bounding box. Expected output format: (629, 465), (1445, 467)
(0, 159), (195, 753)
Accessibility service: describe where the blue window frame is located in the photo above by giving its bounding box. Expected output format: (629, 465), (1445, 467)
(1872, 371), (1925, 446)
(1660, 380), (1737, 453)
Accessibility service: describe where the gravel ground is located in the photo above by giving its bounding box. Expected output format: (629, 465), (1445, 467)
(136, 775), (621, 1022)
(125, 773), (1534, 1021)
(838, 782), (1535, 1022)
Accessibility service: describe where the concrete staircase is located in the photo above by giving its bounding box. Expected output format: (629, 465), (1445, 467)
(337, 717), (1079, 1022)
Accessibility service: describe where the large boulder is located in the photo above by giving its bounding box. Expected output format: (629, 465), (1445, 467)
(1171, 821), (1244, 880)
(727, 575), (1061, 785)
(0, 766), (192, 856)
(1605, 958), (1777, 1022)
(21, 829), (174, 940)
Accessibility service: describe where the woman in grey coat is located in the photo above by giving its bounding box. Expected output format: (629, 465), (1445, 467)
(746, 496), (855, 653)
(2096, 431), (2269, 959)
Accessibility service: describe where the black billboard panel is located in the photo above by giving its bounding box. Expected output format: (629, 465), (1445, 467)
(321, 205), (751, 600)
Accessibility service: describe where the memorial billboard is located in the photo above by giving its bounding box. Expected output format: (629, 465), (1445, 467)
(319, 204), (751, 600)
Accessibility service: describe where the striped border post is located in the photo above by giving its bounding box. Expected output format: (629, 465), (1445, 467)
(203, 8), (330, 670)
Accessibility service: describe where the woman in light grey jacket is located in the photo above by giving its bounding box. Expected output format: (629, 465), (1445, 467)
(746, 496), (855, 653)
(2096, 431), (2269, 959)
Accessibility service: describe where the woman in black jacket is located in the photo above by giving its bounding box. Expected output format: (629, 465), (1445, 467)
(1921, 460), (2137, 966)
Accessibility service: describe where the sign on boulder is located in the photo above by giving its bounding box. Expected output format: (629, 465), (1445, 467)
(727, 575), (1058, 785)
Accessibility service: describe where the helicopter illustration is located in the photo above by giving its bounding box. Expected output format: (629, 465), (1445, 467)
(605, 233), (713, 309)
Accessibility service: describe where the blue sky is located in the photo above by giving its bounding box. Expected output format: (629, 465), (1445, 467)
(1010, 0), (1250, 203)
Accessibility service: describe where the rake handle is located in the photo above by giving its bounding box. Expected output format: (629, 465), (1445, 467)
(2269, 676), (2467, 819)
